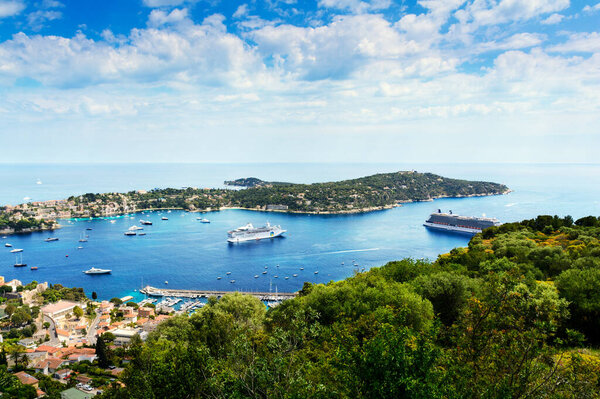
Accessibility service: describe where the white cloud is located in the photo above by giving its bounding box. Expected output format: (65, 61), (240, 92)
(0, 0), (25, 18)
(478, 32), (545, 52)
(540, 13), (564, 24)
(583, 2), (600, 13)
(148, 8), (189, 27)
(455, 0), (570, 27)
(317, 0), (391, 13)
(27, 10), (62, 30)
(233, 4), (248, 18)
(548, 32), (600, 52)
(142, 0), (188, 7)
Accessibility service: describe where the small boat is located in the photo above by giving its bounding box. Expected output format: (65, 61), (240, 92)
(314, 271), (319, 274)
(14, 253), (26, 267)
(2, 236), (6, 239)
(44, 237), (59, 242)
(30, 266), (38, 270)
(86, 228), (92, 231)
(254, 275), (259, 278)
(5, 243), (12, 247)
(140, 220), (153, 225)
(274, 275), (279, 278)
(293, 274), (298, 277)
(84, 267), (111, 275)
(78, 232), (88, 242)
(10, 249), (23, 253)
(198, 218), (210, 223)
(164, 281), (168, 284)
(217, 276), (222, 280)
(77, 246), (83, 249)
(110, 220), (116, 224)
(161, 217), (168, 221)
(230, 280), (235, 283)
(341, 262), (344, 265)
(226, 272), (231, 275)
(36, 179), (42, 185)
(139, 232), (146, 236)
(300, 267), (304, 270)
(262, 271), (267, 274)
(264, 266), (268, 269)
(129, 226), (143, 231)
(124, 231), (136, 236)
(65, 254), (69, 257)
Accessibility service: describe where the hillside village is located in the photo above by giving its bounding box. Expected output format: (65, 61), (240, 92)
(0, 277), (173, 398)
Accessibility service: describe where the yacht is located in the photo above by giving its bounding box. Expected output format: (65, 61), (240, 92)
(124, 231), (137, 236)
(44, 237), (59, 242)
(161, 217), (168, 221)
(198, 218), (210, 223)
(10, 248), (23, 253)
(5, 243), (12, 247)
(14, 253), (26, 267)
(84, 267), (112, 275)
(129, 225), (143, 231)
(140, 220), (153, 225)
(78, 232), (88, 242)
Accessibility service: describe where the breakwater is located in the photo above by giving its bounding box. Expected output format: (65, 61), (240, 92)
(140, 285), (297, 301)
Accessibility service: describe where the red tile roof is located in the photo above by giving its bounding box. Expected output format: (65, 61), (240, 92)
(14, 371), (39, 385)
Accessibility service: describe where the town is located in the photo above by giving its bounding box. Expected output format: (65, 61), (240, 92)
(0, 276), (174, 398)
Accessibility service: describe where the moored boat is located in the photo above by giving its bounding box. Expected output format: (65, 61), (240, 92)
(84, 267), (112, 275)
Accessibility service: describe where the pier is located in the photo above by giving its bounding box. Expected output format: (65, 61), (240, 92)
(140, 286), (298, 301)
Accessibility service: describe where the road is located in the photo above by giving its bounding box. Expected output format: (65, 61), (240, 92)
(43, 315), (59, 346)
(86, 313), (101, 345)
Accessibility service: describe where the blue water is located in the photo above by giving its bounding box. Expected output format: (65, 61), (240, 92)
(0, 163), (599, 300)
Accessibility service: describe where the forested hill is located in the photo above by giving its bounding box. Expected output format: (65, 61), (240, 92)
(3, 171), (509, 223)
(98, 215), (600, 399)
(226, 171), (509, 213)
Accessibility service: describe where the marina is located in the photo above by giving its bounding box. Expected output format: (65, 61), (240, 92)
(140, 285), (297, 301)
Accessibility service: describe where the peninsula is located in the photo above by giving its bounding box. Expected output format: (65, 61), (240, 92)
(0, 171), (509, 232)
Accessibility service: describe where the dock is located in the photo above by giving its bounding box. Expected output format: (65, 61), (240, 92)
(140, 285), (297, 301)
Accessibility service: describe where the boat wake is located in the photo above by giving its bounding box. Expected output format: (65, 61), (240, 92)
(315, 248), (380, 256)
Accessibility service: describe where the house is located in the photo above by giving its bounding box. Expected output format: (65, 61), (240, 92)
(33, 357), (67, 375)
(111, 328), (142, 346)
(75, 374), (92, 385)
(60, 387), (94, 399)
(17, 337), (36, 349)
(35, 344), (61, 355)
(138, 307), (154, 318)
(68, 353), (97, 363)
(56, 328), (70, 343)
(54, 368), (72, 380)
(13, 371), (39, 388)
(41, 300), (82, 320)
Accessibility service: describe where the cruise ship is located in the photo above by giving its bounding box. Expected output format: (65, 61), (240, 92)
(227, 222), (286, 243)
(84, 267), (112, 275)
(424, 210), (501, 235)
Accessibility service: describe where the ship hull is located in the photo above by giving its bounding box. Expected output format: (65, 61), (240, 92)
(423, 222), (481, 235)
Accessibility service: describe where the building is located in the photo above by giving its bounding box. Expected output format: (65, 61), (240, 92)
(138, 307), (154, 318)
(32, 357), (67, 375)
(13, 371), (39, 388)
(41, 300), (82, 320)
(111, 328), (146, 346)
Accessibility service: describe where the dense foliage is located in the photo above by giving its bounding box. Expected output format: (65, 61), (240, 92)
(96, 215), (600, 398)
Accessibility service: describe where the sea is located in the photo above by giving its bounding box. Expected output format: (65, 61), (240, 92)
(0, 163), (599, 301)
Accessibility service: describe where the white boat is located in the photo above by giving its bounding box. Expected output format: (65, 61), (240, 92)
(129, 225), (143, 231)
(44, 237), (59, 242)
(227, 222), (286, 243)
(84, 267), (111, 275)
(5, 243), (12, 247)
(110, 220), (116, 224)
(162, 217), (168, 220)
(77, 246), (84, 249)
(36, 179), (42, 185)
(10, 248), (23, 253)
(424, 209), (502, 235)
(197, 218), (210, 223)
(124, 231), (136, 236)
(78, 232), (88, 242)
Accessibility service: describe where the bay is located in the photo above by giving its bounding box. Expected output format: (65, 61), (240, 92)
(0, 163), (598, 300)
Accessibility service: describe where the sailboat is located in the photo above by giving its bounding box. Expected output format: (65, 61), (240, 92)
(78, 232), (88, 242)
(14, 253), (26, 267)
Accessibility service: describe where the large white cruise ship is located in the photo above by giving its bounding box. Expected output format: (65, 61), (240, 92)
(424, 209), (501, 235)
(227, 222), (286, 243)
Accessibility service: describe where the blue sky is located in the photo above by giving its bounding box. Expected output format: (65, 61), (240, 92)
(0, 0), (599, 163)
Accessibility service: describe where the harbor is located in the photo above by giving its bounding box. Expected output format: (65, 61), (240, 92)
(140, 285), (298, 302)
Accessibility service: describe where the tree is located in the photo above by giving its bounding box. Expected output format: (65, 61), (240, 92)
(10, 309), (32, 326)
(73, 306), (84, 319)
(96, 336), (110, 368)
(92, 291), (98, 300)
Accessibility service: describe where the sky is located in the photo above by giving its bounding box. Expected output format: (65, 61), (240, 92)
(0, 0), (599, 163)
